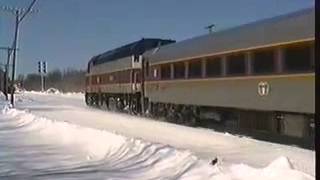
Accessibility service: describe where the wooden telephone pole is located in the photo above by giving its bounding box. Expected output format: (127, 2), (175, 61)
(1, 0), (38, 106)
(0, 47), (16, 100)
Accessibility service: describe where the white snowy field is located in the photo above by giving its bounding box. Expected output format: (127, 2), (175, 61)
(0, 91), (315, 179)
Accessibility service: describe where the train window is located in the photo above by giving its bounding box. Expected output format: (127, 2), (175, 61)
(226, 54), (245, 75)
(188, 60), (202, 78)
(284, 44), (312, 72)
(174, 62), (185, 79)
(161, 63), (171, 80)
(206, 57), (222, 77)
(252, 49), (275, 74)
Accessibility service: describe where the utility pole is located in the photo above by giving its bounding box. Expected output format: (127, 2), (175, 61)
(0, 47), (16, 100)
(5, 49), (11, 100)
(11, 9), (19, 105)
(1, 0), (38, 107)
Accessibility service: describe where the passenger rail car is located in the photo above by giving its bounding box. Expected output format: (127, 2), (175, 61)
(85, 8), (315, 148)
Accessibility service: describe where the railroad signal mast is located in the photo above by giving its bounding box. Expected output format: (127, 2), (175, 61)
(38, 61), (47, 92)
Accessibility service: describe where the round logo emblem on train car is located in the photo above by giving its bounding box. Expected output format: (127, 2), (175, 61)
(258, 81), (270, 96)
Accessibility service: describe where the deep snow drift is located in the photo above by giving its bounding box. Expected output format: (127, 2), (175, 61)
(0, 92), (315, 179)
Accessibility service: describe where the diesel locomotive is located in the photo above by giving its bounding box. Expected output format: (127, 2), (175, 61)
(85, 8), (315, 147)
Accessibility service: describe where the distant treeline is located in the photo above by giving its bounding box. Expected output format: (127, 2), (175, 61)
(20, 68), (86, 92)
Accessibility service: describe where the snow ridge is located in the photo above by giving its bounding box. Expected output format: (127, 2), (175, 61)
(0, 105), (219, 179)
(0, 101), (314, 180)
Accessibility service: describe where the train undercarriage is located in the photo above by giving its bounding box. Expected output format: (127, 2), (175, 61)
(85, 92), (314, 149)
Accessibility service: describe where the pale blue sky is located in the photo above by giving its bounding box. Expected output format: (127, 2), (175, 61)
(0, 0), (314, 75)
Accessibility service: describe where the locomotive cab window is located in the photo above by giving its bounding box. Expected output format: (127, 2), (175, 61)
(284, 43), (312, 72)
(161, 63), (171, 80)
(226, 54), (245, 76)
(188, 60), (202, 78)
(206, 57), (222, 77)
(174, 62), (185, 79)
(252, 49), (275, 74)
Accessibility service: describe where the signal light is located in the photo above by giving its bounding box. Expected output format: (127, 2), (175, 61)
(38, 61), (42, 73)
(38, 61), (47, 73)
(43, 61), (47, 74)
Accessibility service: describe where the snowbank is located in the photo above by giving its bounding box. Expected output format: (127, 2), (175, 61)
(24, 90), (84, 99)
(0, 105), (217, 179)
(223, 156), (314, 180)
(0, 101), (314, 180)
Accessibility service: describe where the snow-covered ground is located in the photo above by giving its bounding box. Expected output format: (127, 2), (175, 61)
(0, 91), (315, 179)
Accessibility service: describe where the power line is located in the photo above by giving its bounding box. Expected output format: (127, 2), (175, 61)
(19, 0), (37, 23)
(1, 4), (38, 57)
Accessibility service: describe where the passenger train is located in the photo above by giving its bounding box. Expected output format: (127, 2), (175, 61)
(85, 8), (315, 148)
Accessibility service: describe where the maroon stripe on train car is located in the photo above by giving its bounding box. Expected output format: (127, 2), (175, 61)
(87, 69), (134, 86)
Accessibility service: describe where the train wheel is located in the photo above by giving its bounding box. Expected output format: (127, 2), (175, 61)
(116, 98), (125, 112)
(85, 93), (91, 106)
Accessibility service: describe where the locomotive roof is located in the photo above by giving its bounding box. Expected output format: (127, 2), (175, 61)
(145, 8), (314, 64)
(90, 38), (175, 66)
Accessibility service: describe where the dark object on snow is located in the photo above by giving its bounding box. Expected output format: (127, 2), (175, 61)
(211, 157), (218, 166)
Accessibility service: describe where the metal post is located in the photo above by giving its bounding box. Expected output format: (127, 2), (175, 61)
(40, 72), (44, 91)
(43, 73), (46, 91)
(10, 10), (20, 106)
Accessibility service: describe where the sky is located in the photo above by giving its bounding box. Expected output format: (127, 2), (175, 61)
(0, 0), (315, 75)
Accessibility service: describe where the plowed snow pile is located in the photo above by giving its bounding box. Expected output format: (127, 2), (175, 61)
(0, 98), (314, 179)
